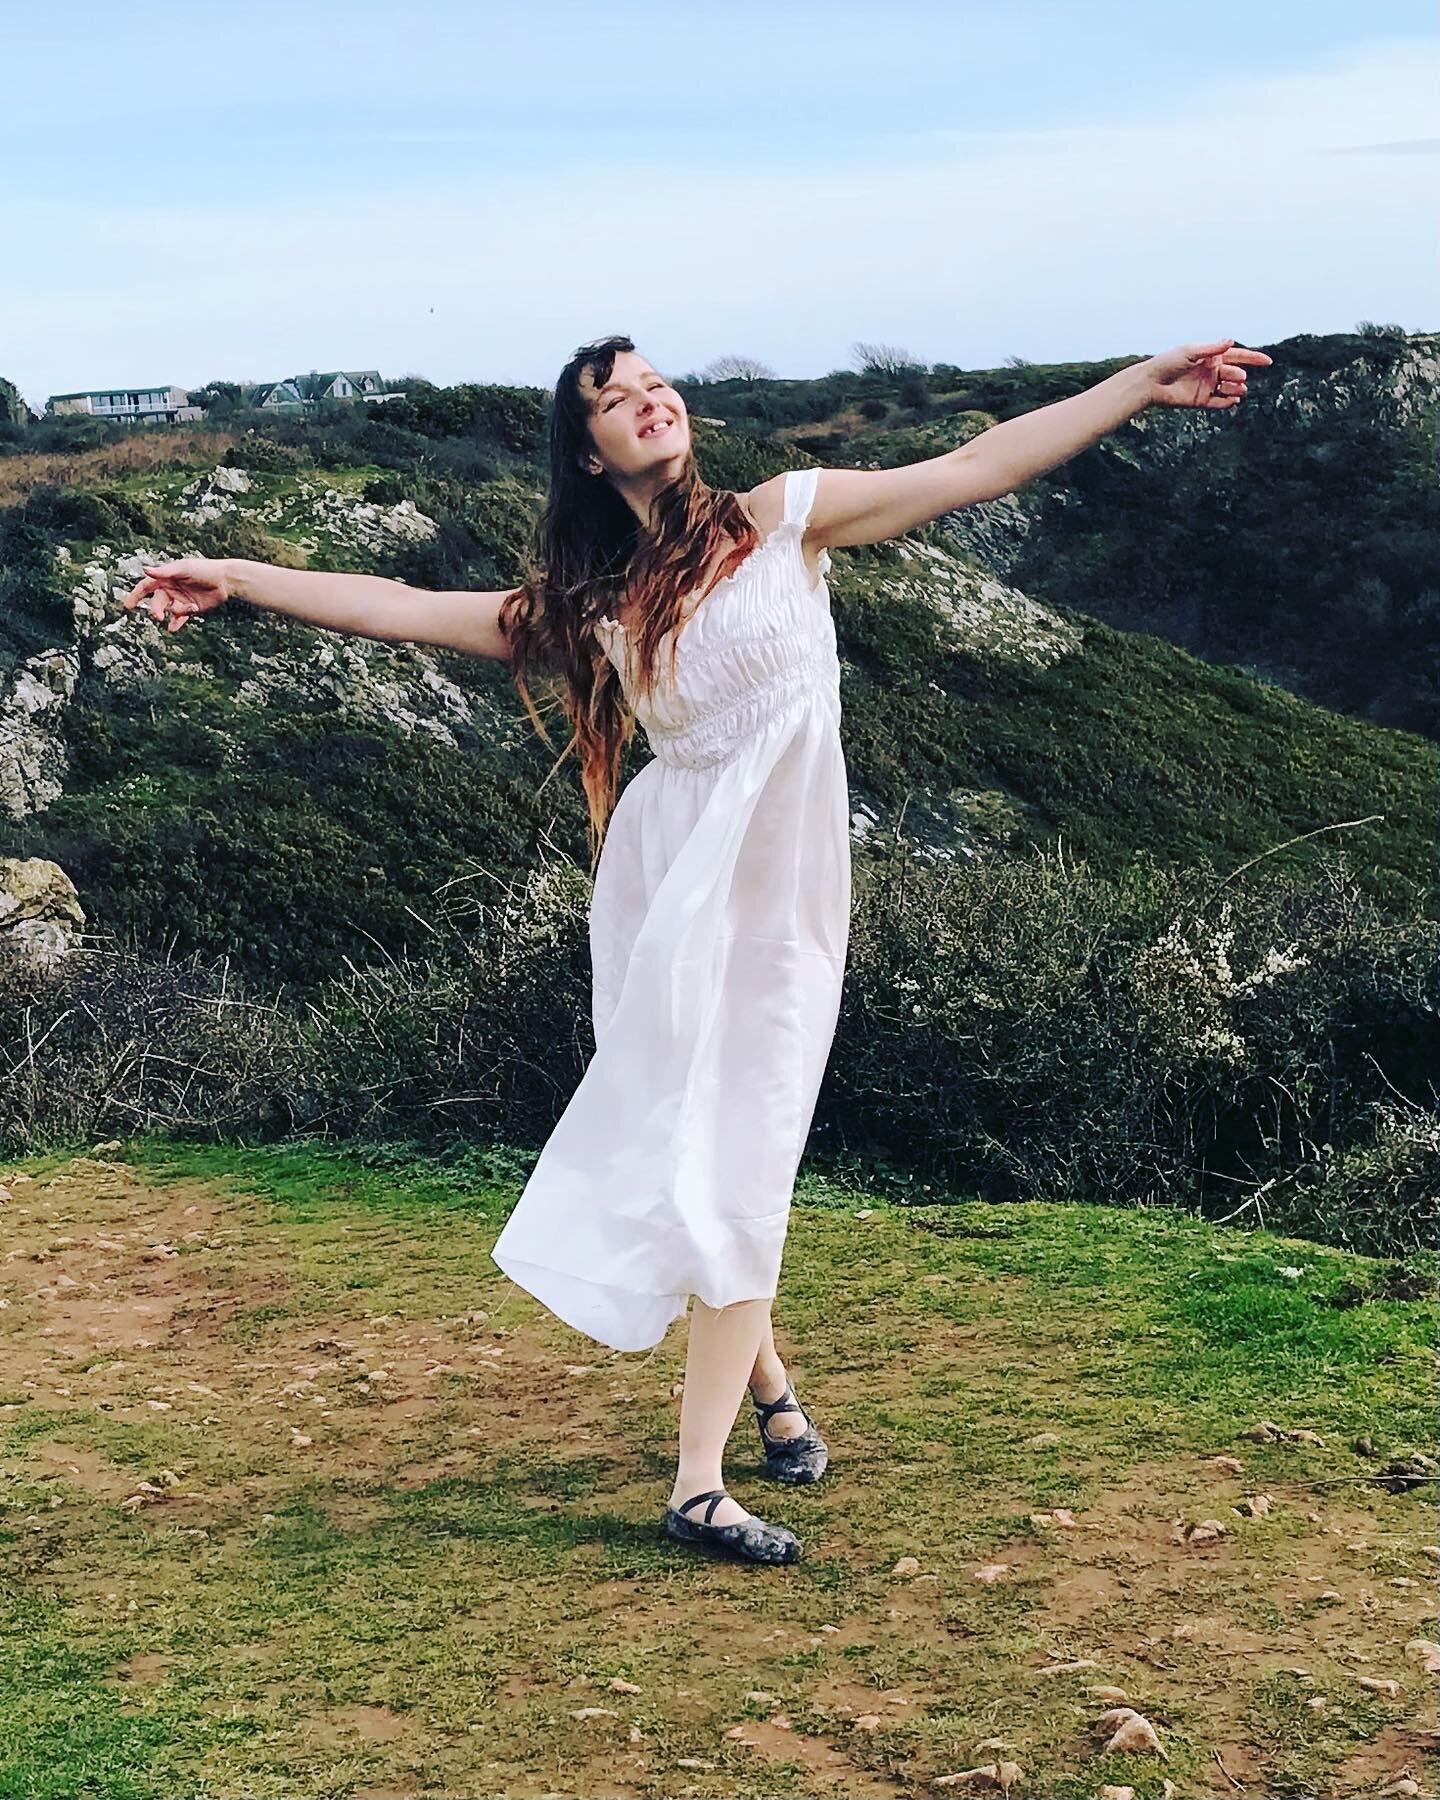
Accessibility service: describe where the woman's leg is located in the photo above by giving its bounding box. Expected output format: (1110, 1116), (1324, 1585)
(747, 1306), (808, 1441)
(669, 1296), (775, 1525)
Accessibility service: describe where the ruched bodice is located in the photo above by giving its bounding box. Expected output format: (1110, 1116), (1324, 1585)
(597, 517), (839, 772)
(491, 466), (852, 1352)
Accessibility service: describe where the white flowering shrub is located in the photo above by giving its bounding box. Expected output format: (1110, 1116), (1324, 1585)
(827, 842), (1436, 1253)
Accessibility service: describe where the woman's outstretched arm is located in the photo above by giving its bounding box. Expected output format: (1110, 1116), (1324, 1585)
(124, 556), (522, 663)
(801, 337), (1274, 550)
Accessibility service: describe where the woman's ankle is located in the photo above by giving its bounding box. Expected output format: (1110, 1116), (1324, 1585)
(669, 1468), (724, 1507)
(749, 1357), (789, 1404)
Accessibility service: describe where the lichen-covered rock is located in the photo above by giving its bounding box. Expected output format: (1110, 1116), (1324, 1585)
(233, 638), (478, 747)
(889, 539), (1084, 668)
(0, 856), (86, 968)
(177, 463), (252, 521)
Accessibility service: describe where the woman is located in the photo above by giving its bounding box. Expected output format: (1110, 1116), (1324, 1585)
(125, 331), (1270, 1565)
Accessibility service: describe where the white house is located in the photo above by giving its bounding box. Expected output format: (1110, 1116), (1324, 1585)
(45, 385), (202, 422)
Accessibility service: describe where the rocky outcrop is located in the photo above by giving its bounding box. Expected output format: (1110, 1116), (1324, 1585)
(176, 463), (253, 520)
(234, 639), (480, 748)
(0, 468), (534, 821)
(1124, 330), (1439, 472)
(0, 857), (86, 969)
(175, 465), (439, 557)
(0, 644), (81, 821)
(888, 538), (1084, 668)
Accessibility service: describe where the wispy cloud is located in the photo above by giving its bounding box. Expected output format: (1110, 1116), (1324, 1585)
(1319, 137), (1440, 154)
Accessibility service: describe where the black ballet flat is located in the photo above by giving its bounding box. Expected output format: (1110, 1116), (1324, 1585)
(752, 1380), (830, 1484)
(662, 1488), (802, 1564)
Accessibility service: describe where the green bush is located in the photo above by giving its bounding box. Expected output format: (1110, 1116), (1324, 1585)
(223, 436), (313, 473)
(382, 383), (547, 456)
(1, 842), (1432, 1254)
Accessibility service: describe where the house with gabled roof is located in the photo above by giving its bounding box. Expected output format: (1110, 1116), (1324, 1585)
(241, 370), (400, 409)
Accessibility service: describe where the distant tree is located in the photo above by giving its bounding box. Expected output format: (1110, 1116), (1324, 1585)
(191, 381), (244, 415)
(1004, 354), (1037, 368)
(899, 373), (931, 410)
(852, 341), (928, 377)
(1355, 320), (1409, 338)
(0, 377), (31, 428)
(700, 354), (777, 383)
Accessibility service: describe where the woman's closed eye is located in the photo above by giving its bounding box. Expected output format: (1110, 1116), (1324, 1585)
(607, 384), (667, 412)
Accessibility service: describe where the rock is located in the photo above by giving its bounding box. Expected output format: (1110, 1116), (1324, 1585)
(933, 1760), (1023, 1793)
(1404, 1639), (1440, 1675)
(1357, 1676), (1400, 1697)
(1375, 1453), (1439, 1494)
(1234, 1494), (1274, 1518)
(0, 857), (86, 969)
(1095, 1707), (1168, 1757)
(0, 646), (81, 820)
(1211, 1455), (1245, 1475)
(891, 1555), (921, 1576)
(972, 1562), (1014, 1584)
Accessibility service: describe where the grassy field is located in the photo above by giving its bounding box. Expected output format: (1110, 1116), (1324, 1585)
(1, 1137), (1435, 1800)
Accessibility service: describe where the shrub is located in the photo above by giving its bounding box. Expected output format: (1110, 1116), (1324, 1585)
(1, 841), (1432, 1254)
(184, 514), (309, 567)
(222, 436), (313, 473)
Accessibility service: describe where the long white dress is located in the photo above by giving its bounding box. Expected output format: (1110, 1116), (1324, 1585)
(490, 465), (850, 1351)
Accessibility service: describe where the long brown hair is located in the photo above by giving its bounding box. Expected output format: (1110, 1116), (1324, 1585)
(498, 334), (759, 872)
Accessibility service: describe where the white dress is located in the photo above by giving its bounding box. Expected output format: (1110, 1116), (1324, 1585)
(490, 466), (850, 1351)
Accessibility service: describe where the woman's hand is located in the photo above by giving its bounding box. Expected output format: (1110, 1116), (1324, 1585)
(1146, 338), (1274, 410)
(123, 558), (234, 633)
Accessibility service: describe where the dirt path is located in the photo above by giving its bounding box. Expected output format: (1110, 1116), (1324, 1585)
(1, 1147), (1436, 1799)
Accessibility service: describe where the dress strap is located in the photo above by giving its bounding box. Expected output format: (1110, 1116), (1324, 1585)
(781, 465), (822, 528)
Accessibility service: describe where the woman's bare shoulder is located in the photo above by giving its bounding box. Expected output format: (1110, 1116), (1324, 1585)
(741, 474), (789, 538)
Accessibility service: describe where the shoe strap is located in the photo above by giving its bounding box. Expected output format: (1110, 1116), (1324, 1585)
(753, 1383), (807, 1428)
(677, 1487), (729, 1524)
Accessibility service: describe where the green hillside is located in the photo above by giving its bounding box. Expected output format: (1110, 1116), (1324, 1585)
(0, 360), (1433, 993)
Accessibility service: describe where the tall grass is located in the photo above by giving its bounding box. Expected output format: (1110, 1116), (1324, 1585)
(0, 427), (240, 506)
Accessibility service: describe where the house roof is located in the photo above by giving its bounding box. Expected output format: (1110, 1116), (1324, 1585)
(292, 370), (383, 399)
(45, 386), (178, 402)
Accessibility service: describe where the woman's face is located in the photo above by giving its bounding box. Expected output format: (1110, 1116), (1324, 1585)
(578, 351), (689, 478)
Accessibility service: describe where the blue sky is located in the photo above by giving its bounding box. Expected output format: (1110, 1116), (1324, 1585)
(3, 0), (1434, 412)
